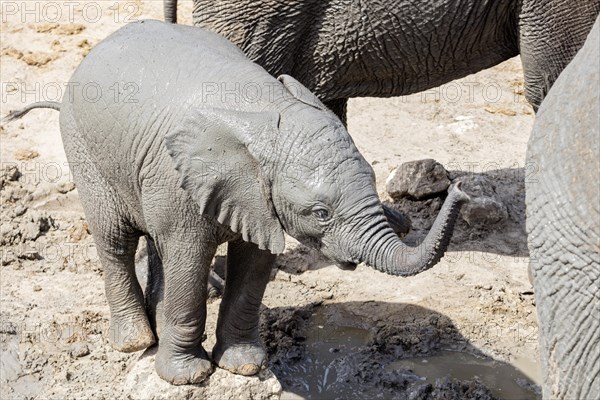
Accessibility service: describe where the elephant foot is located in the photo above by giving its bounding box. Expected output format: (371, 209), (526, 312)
(212, 342), (267, 376)
(155, 344), (213, 385)
(109, 313), (155, 352)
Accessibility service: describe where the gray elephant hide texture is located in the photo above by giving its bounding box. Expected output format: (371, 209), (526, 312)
(165, 0), (600, 114)
(526, 16), (599, 400)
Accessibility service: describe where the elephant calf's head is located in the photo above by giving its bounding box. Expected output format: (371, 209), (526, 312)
(165, 75), (469, 276)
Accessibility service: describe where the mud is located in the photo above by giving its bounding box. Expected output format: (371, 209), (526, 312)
(262, 304), (540, 400)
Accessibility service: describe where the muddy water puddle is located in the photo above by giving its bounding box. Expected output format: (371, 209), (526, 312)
(388, 352), (541, 399)
(277, 308), (541, 399)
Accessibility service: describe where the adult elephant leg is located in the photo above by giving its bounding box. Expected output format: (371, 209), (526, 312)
(164, 0), (177, 23)
(153, 232), (217, 385)
(324, 98), (348, 126)
(528, 173), (600, 399)
(519, 0), (600, 110)
(212, 239), (275, 376)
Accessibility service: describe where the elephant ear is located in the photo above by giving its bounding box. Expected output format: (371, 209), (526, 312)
(278, 74), (328, 111)
(164, 107), (285, 254)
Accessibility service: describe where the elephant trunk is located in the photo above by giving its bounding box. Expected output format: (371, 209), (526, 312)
(363, 182), (469, 276)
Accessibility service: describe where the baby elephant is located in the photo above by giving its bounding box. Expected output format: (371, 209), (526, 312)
(6, 20), (468, 384)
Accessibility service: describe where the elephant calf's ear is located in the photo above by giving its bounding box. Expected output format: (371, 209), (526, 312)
(164, 107), (285, 254)
(278, 74), (328, 111)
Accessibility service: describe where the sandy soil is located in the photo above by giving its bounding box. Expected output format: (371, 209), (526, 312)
(1, 1), (540, 399)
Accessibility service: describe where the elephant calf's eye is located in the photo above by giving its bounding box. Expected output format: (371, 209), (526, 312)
(312, 207), (331, 222)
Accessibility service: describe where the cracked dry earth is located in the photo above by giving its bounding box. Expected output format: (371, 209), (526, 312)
(2, 1), (540, 399)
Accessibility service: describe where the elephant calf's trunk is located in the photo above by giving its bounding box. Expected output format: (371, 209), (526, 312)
(371, 182), (469, 276)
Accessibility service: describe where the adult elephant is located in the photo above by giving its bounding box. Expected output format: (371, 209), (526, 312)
(526, 17), (599, 399)
(164, 0), (599, 120)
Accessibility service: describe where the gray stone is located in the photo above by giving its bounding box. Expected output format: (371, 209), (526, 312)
(0, 164), (21, 188)
(57, 181), (76, 194)
(125, 347), (282, 400)
(0, 331), (22, 382)
(1, 223), (14, 238)
(20, 214), (54, 242)
(386, 159), (450, 200)
(21, 221), (41, 241)
(17, 249), (41, 261)
(13, 204), (27, 217)
(1, 252), (17, 266)
(458, 175), (508, 227)
(69, 342), (90, 358)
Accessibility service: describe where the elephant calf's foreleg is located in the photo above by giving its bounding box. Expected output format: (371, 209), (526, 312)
(153, 236), (217, 385)
(212, 240), (275, 376)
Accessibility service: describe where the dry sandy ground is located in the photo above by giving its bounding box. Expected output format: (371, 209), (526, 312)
(1, 1), (540, 399)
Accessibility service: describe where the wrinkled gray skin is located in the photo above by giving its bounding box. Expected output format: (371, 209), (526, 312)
(526, 17), (599, 400)
(6, 20), (468, 385)
(165, 0), (599, 118)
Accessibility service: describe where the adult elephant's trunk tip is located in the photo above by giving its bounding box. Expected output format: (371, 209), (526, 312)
(370, 181), (470, 277)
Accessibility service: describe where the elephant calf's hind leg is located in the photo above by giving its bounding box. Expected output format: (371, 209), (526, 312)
(76, 183), (155, 352)
(97, 238), (156, 352)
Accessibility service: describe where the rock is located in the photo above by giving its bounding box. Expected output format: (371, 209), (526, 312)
(55, 23), (86, 35)
(0, 332), (22, 381)
(68, 220), (89, 241)
(125, 347), (282, 400)
(17, 250), (41, 261)
(484, 105), (517, 116)
(36, 215), (55, 233)
(1, 164), (21, 188)
(1, 223), (14, 237)
(21, 221), (41, 241)
(21, 214), (55, 242)
(0, 223), (19, 246)
(14, 149), (39, 161)
(0, 47), (23, 59)
(458, 175), (508, 227)
(77, 39), (93, 57)
(51, 40), (64, 52)
(386, 159), (450, 200)
(33, 22), (59, 33)
(21, 52), (55, 67)
(13, 204), (27, 217)
(69, 343), (89, 358)
(462, 197), (507, 226)
(57, 181), (76, 194)
(1, 252), (17, 266)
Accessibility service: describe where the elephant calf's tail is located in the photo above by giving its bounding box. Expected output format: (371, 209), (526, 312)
(2, 101), (61, 123)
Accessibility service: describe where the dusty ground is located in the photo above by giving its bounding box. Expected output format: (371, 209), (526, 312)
(1, 1), (540, 399)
